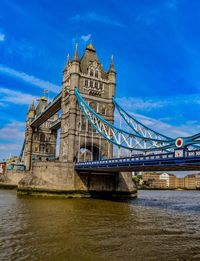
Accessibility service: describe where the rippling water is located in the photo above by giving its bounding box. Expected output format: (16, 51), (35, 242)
(0, 190), (200, 261)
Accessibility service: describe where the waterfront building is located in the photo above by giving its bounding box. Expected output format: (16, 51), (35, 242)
(184, 174), (196, 189)
(0, 162), (6, 175)
(143, 172), (176, 189)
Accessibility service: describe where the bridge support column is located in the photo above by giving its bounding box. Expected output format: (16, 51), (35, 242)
(17, 162), (137, 198)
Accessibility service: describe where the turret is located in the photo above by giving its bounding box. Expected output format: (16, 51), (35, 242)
(70, 43), (80, 91)
(108, 55), (116, 97)
(27, 100), (35, 120)
(72, 43), (79, 62)
(64, 53), (70, 72)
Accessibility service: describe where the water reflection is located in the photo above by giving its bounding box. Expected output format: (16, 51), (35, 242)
(0, 190), (200, 260)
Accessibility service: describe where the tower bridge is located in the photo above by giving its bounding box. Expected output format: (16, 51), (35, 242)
(17, 42), (200, 198)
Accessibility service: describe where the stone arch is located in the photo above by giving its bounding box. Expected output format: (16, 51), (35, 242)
(78, 142), (102, 161)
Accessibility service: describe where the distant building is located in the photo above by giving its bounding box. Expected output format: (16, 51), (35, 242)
(5, 156), (25, 172)
(196, 174), (200, 189)
(176, 178), (185, 189)
(143, 172), (176, 189)
(142, 172), (200, 190)
(0, 162), (6, 175)
(184, 174), (196, 189)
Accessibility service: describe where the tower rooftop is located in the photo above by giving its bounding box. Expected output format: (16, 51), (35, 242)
(86, 42), (95, 52)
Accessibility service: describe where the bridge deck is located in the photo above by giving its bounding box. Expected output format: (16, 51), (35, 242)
(75, 150), (200, 172)
(31, 92), (62, 128)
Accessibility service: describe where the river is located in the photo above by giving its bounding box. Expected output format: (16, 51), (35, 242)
(0, 189), (200, 261)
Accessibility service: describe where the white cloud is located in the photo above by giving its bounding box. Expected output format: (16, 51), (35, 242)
(70, 12), (126, 27)
(0, 121), (25, 141)
(81, 34), (91, 42)
(0, 144), (22, 161)
(0, 87), (38, 105)
(0, 121), (25, 161)
(0, 33), (5, 42)
(117, 93), (200, 113)
(117, 96), (167, 111)
(0, 64), (60, 93)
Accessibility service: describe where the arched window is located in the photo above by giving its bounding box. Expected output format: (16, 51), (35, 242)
(90, 69), (94, 77)
(90, 81), (93, 87)
(85, 79), (88, 86)
(95, 81), (98, 89)
(95, 70), (98, 78)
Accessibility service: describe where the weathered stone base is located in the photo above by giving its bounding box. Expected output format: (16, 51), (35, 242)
(0, 183), (18, 190)
(0, 170), (26, 189)
(17, 161), (137, 199)
(17, 187), (137, 199)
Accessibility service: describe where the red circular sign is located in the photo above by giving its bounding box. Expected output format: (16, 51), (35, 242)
(175, 138), (183, 148)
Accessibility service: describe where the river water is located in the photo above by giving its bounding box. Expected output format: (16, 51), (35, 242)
(0, 190), (200, 261)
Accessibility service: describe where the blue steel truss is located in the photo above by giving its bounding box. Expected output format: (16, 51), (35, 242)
(113, 97), (172, 141)
(74, 88), (175, 151)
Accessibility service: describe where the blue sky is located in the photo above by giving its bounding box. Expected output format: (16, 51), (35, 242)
(1, 0), (200, 168)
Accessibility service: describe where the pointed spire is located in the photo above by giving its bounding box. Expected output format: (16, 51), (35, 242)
(67, 53), (70, 64)
(108, 54), (115, 73)
(29, 100), (35, 111)
(86, 40), (96, 52)
(64, 53), (70, 70)
(73, 43), (79, 62)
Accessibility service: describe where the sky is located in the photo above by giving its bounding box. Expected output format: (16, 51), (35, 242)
(1, 0), (200, 174)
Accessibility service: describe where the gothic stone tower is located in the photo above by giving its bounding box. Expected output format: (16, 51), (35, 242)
(59, 42), (116, 163)
(23, 97), (58, 170)
(19, 43), (136, 198)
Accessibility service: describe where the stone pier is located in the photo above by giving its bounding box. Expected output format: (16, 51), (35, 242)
(18, 162), (137, 198)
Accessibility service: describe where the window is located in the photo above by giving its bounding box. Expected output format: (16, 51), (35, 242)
(95, 70), (98, 78)
(90, 69), (94, 77)
(99, 83), (103, 90)
(40, 133), (45, 142)
(102, 105), (106, 115)
(85, 79), (88, 86)
(95, 81), (98, 89)
(90, 81), (93, 87)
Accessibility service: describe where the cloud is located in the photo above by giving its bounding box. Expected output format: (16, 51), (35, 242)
(81, 34), (91, 42)
(0, 33), (5, 42)
(0, 144), (22, 161)
(0, 121), (25, 141)
(117, 93), (200, 113)
(0, 87), (38, 105)
(0, 121), (25, 160)
(0, 64), (60, 93)
(70, 12), (126, 27)
(117, 96), (167, 112)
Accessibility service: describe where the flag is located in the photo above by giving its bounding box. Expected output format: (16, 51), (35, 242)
(43, 89), (49, 93)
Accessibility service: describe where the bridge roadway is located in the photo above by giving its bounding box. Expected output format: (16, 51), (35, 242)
(31, 92), (62, 128)
(75, 149), (200, 172)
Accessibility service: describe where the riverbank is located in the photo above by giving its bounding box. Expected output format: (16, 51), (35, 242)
(139, 187), (200, 191)
(0, 183), (17, 190)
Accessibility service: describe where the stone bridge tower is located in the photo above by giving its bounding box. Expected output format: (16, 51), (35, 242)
(59, 42), (116, 163)
(19, 43), (136, 198)
(23, 97), (58, 170)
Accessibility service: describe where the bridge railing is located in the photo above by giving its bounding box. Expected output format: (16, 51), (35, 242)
(75, 148), (200, 168)
(31, 92), (62, 125)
